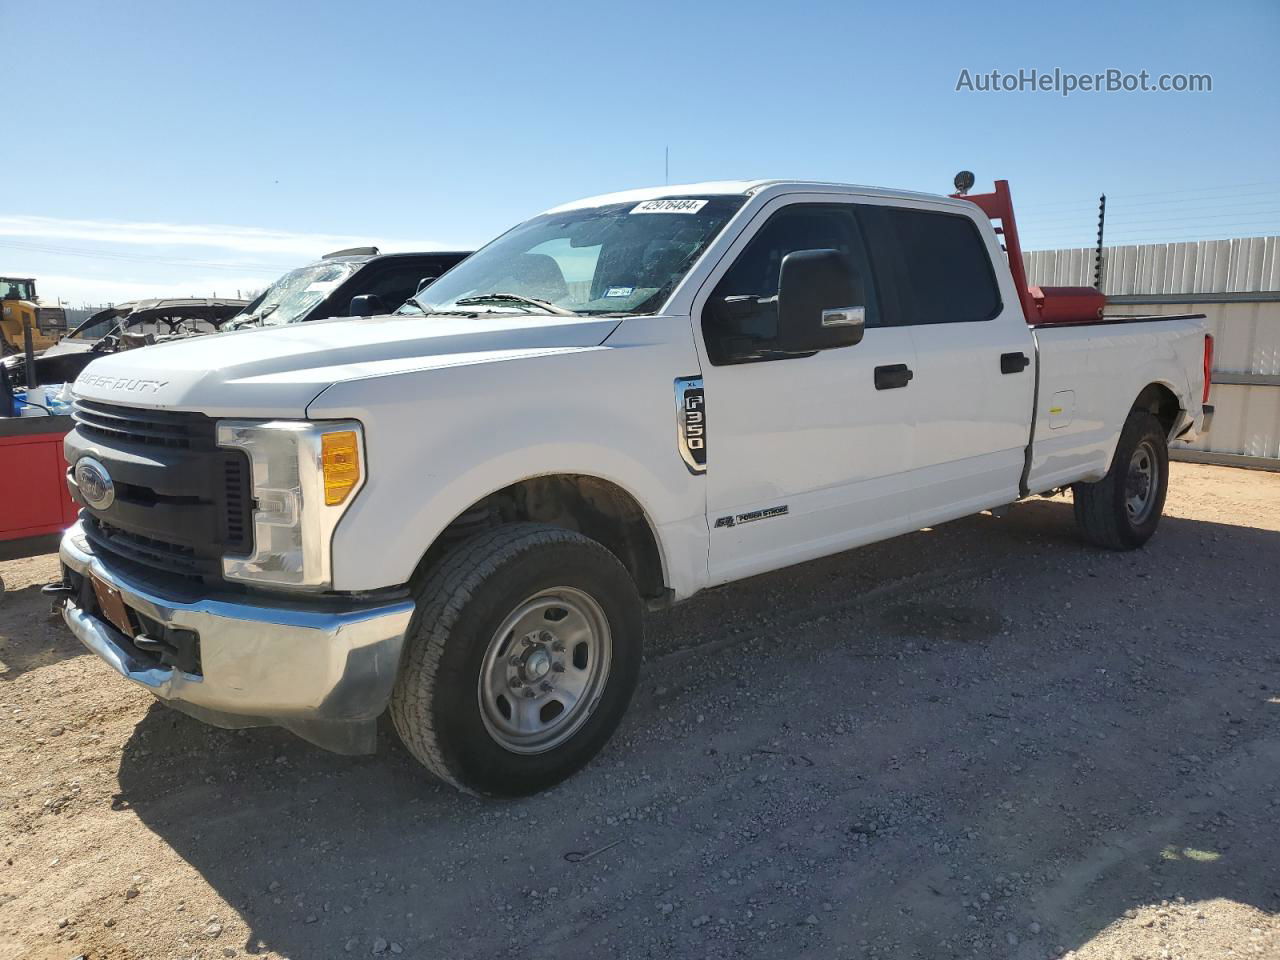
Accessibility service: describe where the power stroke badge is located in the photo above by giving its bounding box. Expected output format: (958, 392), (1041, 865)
(674, 377), (706, 475)
(714, 505), (789, 528)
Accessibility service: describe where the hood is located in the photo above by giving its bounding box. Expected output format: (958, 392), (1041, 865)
(72, 312), (621, 417)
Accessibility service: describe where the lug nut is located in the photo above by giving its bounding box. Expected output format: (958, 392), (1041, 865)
(509, 655), (521, 666)
(509, 677), (523, 689)
(540, 631), (554, 644)
(540, 681), (553, 692)
(551, 642), (565, 653)
(523, 689), (536, 698)
(552, 662), (565, 673)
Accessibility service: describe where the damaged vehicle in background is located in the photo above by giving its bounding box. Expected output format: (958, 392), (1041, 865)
(23, 298), (250, 389)
(227, 247), (473, 329)
(18, 248), (471, 389)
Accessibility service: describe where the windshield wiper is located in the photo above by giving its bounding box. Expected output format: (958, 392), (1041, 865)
(455, 292), (578, 316)
(400, 297), (480, 318)
(229, 304), (278, 329)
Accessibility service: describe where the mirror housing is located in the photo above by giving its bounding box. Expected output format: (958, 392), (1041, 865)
(416, 276), (438, 294)
(349, 294), (386, 317)
(776, 249), (865, 353)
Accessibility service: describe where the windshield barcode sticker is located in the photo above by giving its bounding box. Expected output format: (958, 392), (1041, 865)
(631, 199), (708, 214)
(604, 286), (634, 298)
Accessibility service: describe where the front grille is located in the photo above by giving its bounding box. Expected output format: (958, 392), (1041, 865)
(83, 517), (217, 581)
(73, 399), (216, 450)
(223, 457), (251, 551)
(70, 399), (254, 584)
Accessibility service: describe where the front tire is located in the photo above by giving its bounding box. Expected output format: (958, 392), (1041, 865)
(1072, 410), (1169, 550)
(390, 523), (643, 797)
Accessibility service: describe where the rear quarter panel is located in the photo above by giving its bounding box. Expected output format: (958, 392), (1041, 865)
(1028, 317), (1204, 492)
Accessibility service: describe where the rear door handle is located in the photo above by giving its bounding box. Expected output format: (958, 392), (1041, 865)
(874, 363), (914, 390)
(1001, 352), (1030, 374)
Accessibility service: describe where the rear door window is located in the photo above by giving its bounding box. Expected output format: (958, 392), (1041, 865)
(857, 206), (1001, 325)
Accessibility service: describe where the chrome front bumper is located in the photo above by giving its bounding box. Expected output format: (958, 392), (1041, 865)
(58, 521), (414, 753)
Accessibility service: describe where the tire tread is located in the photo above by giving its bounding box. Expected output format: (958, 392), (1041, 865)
(389, 523), (630, 794)
(1072, 410), (1167, 551)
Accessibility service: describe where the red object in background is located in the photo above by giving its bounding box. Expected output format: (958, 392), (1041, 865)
(1203, 333), (1215, 404)
(952, 179), (1108, 326)
(1029, 285), (1106, 324)
(952, 179), (1039, 323)
(0, 417), (78, 546)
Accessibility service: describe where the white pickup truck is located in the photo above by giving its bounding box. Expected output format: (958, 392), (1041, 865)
(56, 178), (1213, 796)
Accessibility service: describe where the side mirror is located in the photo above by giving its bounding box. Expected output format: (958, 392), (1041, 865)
(349, 294), (386, 317)
(776, 249), (865, 353)
(416, 276), (438, 294)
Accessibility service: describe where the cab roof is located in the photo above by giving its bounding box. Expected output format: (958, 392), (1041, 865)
(543, 180), (968, 214)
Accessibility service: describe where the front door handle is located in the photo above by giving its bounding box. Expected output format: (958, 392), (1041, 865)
(874, 363), (914, 390)
(1001, 351), (1031, 374)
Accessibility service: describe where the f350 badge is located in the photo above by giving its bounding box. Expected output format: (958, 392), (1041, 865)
(675, 377), (706, 474)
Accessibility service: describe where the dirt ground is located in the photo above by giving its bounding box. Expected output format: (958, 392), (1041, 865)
(1, 461), (1276, 960)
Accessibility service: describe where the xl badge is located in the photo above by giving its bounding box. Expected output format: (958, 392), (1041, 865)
(74, 456), (115, 510)
(675, 377), (706, 475)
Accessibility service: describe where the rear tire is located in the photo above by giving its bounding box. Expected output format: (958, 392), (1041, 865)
(1072, 410), (1169, 550)
(390, 523), (643, 797)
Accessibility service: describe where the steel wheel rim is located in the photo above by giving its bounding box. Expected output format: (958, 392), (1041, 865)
(1124, 440), (1159, 525)
(478, 587), (612, 755)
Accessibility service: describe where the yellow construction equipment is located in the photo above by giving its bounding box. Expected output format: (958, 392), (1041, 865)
(1, 277), (59, 356)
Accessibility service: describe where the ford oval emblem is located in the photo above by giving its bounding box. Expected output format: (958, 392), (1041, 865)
(74, 457), (115, 510)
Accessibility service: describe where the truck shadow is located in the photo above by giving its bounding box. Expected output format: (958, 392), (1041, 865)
(114, 497), (1279, 959)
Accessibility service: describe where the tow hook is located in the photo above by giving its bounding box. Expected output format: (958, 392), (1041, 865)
(41, 581), (75, 618)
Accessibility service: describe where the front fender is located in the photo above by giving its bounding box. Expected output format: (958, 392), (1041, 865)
(307, 341), (706, 595)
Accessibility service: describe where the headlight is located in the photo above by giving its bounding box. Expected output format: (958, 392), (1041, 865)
(216, 420), (365, 589)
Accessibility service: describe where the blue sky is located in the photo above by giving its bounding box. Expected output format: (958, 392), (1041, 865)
(4, 0), (1278, 305)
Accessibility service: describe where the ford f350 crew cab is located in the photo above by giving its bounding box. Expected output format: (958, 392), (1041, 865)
(55, 178), (1213, 796)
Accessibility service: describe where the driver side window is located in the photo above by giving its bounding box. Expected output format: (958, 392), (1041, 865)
(701, 204), (878, 365)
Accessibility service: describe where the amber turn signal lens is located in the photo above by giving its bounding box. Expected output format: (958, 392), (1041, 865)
(321, 430), (361, 505)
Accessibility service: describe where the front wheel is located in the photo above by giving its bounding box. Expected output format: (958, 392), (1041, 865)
(390, 524), (643, 796)
(1072, 409), (1169, 550)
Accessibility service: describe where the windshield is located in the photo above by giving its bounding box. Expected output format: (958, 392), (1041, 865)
(232, 260), (360, 327)
(405, 196), (746, 317)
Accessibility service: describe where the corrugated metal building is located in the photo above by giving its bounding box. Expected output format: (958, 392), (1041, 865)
(1025, 236), (1280, 470)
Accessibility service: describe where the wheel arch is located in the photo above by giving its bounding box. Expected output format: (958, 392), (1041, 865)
(1132, 381), (1183, 439)
(1097, 380), (1183, 476)
(409, 472), (670, 602)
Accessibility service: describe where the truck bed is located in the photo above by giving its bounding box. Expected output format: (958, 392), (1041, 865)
(1031, 312), (1205, 329)
(1027, 313), (1209, 495)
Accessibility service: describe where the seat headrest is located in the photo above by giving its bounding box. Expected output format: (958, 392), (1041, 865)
(510, 253), (568, 302)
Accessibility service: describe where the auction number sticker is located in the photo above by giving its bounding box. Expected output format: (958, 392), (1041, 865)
(631, 199), (708, 214)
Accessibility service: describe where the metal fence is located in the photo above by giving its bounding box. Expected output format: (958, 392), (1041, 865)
(1025, 237), (1280, 470)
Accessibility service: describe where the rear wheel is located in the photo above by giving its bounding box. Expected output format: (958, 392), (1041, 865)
(390, 523), (643, 796)
(1072, 410), (1169, 550)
